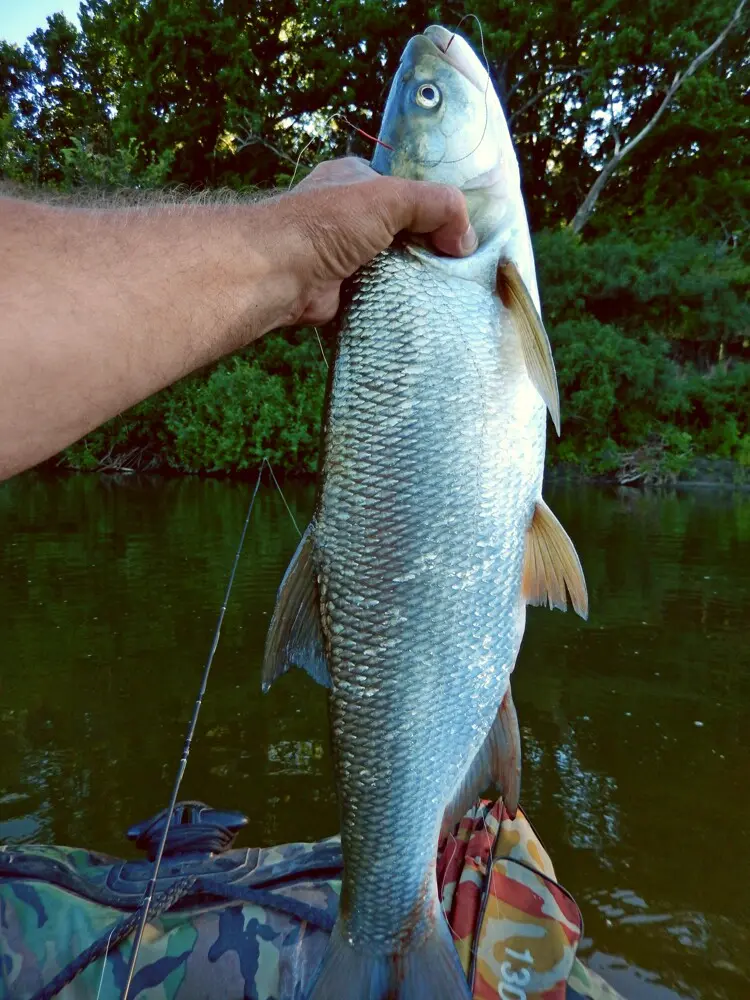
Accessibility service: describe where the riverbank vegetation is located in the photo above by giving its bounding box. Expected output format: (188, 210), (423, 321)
(2, 0), (748, 483)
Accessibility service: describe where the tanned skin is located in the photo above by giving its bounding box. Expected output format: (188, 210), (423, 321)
(0, 157), (477, 480)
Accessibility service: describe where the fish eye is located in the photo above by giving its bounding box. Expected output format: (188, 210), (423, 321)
(415, 83), (441, 109)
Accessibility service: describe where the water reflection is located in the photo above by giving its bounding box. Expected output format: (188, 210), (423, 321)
(1, 473), (749, 1000)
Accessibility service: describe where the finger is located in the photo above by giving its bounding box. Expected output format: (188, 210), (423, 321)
(385, 179), (477, 258)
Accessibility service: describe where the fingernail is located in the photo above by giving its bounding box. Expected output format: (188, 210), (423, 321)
(460, 225), (478, 255)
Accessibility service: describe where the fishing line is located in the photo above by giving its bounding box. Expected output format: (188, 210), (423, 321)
(265, 458), (302, 537)
(288, 112), (393, 189)
(439, 832), (461, 936)
(288, 112), (344, 188)
(314, 326), (329, 369)
(121, 463), (266, 1000)
(484, 800), (504, 940)
(448, 13), (489, 70)
(94, 925), (117, 1000)
(434, 14), (491, 167)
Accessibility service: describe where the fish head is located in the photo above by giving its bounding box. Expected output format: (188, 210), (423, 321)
(372, 25), (522, 245)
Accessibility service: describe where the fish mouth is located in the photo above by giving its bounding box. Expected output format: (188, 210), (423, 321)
(422, 24), (454, 53)
(421, 24), (489, 95)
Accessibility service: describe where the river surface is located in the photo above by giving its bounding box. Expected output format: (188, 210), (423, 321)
(1, 473), (748, 999)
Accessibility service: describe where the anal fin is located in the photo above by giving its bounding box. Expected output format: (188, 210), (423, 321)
(443, 686), (522, 827)
(522, 499), (588, 619)
(497, 259), (561, 435)
(261, 524), (331, 692)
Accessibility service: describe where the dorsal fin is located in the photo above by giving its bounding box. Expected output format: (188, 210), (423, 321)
(522, 499), (588, 619)
(497, 260), (561, 435)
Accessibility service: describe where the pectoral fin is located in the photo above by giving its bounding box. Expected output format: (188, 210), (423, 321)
(497, 260), (561, 435)
(261, 524), (331, 692)
(523, 499), (588, 619)
(443, 686), (522, 827)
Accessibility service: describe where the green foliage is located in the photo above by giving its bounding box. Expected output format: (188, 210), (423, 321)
(62, 332), (327, 475)
(163, 350), (325, 474)
(537, 226), (750, 358)
(3, 1), (749, 477)
(0, 112), (27, 180)
(60, 394), (168, 471)
(536, 228), (750, 477)
(678, 365), (750, 460)
(59, 136), (175, 188)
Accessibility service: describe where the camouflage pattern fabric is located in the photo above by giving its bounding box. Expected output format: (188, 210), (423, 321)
(0, 801), (624, 1000)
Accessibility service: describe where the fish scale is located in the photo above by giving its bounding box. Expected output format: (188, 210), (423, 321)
(314, 245), (544, 952)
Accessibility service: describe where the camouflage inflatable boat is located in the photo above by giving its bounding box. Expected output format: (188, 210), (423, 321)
(0, 798), (624, 1000)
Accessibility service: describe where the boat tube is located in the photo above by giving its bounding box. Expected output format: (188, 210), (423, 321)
(0, 798), (623, 1000)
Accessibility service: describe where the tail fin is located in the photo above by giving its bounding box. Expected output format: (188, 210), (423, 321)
(307, 910), (471, 1000)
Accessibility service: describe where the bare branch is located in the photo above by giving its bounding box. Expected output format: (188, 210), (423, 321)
(570, 0), (746, 234)
(234, 116), (298, 167)
(607, 95), (622, 155)
(507, 69), (530, 102)
(509, 69), (588, 125)
(608, 118), (622, 156)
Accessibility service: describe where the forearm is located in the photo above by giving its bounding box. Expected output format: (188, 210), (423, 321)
(0, 196), (297, 480)
(0, 160), (473, 481)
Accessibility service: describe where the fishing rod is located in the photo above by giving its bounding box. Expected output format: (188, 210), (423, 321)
(120, 460), (273, 1000)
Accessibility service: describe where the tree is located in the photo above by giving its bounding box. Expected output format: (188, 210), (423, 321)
(0, 41), (35, 180)
(569, 0), (748, 233)
(1, 0), (747, 475)
(450, 0), (748, 237)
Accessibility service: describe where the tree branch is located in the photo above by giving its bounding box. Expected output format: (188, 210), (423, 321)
(570, 0), (746, 234)
(509, 69), (587, 125)
(607, 94), (622, 155)
(234, 116), (298, 167)
(506, 69), (530, 103)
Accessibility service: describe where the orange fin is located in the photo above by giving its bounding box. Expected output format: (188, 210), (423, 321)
(522, 499), (588, 619)
(443, 686), (522, 827)
(497, 260), (561, 435)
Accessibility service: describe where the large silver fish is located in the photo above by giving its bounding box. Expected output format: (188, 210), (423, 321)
(263, 24), (587, 1000)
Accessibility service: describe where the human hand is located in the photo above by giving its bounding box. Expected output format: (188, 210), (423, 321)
(269, 157), (477, 326)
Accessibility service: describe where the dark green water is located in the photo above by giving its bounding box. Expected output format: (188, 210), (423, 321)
(1, 474), (749, 1000)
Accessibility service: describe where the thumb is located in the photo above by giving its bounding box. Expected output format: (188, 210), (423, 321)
(385, 178), (477, 257)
